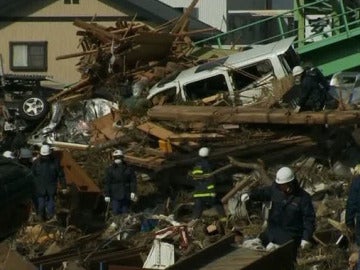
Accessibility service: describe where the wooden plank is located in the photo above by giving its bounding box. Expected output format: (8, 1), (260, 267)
(143, 147), (167, 158)
(137, 122), (199, 149)
(59, 151), (100, 193)
(0, 243), (37, 270)
(148, 105), (360, 126)
(168, 132), (224, 141)
(168, 234), (235, 270)
(73, 19), (123, 42)
(90, 110), (125, 143)
(124, 153), (165, 170)
(137, 121), (175, 140)
(200, 241), (294, 270)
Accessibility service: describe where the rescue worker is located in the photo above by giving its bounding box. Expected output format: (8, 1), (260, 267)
(346, 164), (360, 269)
(104, 149), (137, 215)
(292, 65), (329, 113)
(31, 144), (67, 221)
(241, 166), (316, 265)
(190, 147), (226, 219)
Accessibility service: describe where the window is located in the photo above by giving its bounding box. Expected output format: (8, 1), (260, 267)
(10, 42), (47, 71)
(231, 60), (273, 90)
(64, 0), (79, 4)
(184, 74), (229, 100)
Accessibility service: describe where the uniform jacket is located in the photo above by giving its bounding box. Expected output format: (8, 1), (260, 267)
(190, 158), (216, 197)
(250, 182), (316, 245)
(346, 176), (360, 228)
(104, 162), (137, 200)
(31, 156), (66, 196)
(298, 71), (327, 111)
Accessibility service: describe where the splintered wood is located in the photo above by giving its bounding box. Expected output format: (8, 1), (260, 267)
(54, 0), (208, 103)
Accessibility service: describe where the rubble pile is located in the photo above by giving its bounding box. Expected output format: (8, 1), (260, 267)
(2, 1), (360, 269)
(52, 2), (205, 105)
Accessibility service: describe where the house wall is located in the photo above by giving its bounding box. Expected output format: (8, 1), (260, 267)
(0, 0), (126, 85)
(158, 0), (228, 32)
(226, 0), (293, 45)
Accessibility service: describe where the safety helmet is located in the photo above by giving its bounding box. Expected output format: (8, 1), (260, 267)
(112, 149), (123, 157)
(198, 147), (210, 157)
(2, 151), (15, 159)
(3, 121), (16, 131)
(40, 145), (51, 156)
(275, 167), (295, 184)
(351, 164), (360, 175)
(19, 148), (33, 159)
(292, 66), (304, 76)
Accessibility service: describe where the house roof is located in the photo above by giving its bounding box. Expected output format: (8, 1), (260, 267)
(0, 0), (57, 17)
(103, 0), (222, 39)
(0, 0), (222, 40)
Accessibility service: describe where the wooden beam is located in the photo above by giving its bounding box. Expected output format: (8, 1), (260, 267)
(148, 105), (360, 126)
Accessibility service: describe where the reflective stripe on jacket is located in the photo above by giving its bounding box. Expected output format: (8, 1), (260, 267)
(191, 159), (216, 198)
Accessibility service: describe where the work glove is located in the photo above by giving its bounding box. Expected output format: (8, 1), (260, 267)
(300, 239), (311, 249)
(242, 238), (264, 250)
(293, 105), (301, 113)
(130, 192), (137, 202)
(349, 251), (359, 270)
(241, 193), (250, 202)
(104, 196), (111, 203)
(265, 242), (280, 251)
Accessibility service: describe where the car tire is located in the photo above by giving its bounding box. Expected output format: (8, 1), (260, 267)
(19, 95), (50, 121)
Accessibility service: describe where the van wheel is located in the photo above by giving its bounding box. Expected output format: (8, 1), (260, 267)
(19, 95), (49, 121)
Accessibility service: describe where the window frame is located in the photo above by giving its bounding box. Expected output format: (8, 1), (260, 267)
(183, 73), (230, 100)
(9, 41), (48, 72)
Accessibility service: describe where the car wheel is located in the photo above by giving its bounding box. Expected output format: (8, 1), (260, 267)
(19, 95), (50, 121)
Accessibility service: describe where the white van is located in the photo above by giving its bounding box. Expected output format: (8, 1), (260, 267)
(147, 37), (300, 106)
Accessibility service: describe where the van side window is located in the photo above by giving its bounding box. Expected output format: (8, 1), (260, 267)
(183, 74), (228, 100)
(231, 60), (273, 90)
(150, 87), (178, 105)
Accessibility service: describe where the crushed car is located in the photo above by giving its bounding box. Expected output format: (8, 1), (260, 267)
(0, 72), (62, 122)
(147, 36), (300, 106)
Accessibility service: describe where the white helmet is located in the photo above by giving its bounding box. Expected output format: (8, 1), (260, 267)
(40, 145), (51, 156)
(3, 151), (15, 159)
(275, 167), (295, 184)
(112, 149), (123, 157)
(292, 66), (304, 76)
(351, 164), (360, 175)
(198, 147), (210, 157)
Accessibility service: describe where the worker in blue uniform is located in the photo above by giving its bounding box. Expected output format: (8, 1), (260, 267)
(241, 166), (316, 266)
(104, 149), (137, 215)
(190, 147), (225, 220)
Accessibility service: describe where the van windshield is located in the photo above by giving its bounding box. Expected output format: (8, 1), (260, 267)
(279, 47), (300, 75)
(231, 60), (273, 90)
(183, 74), (229, 100)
